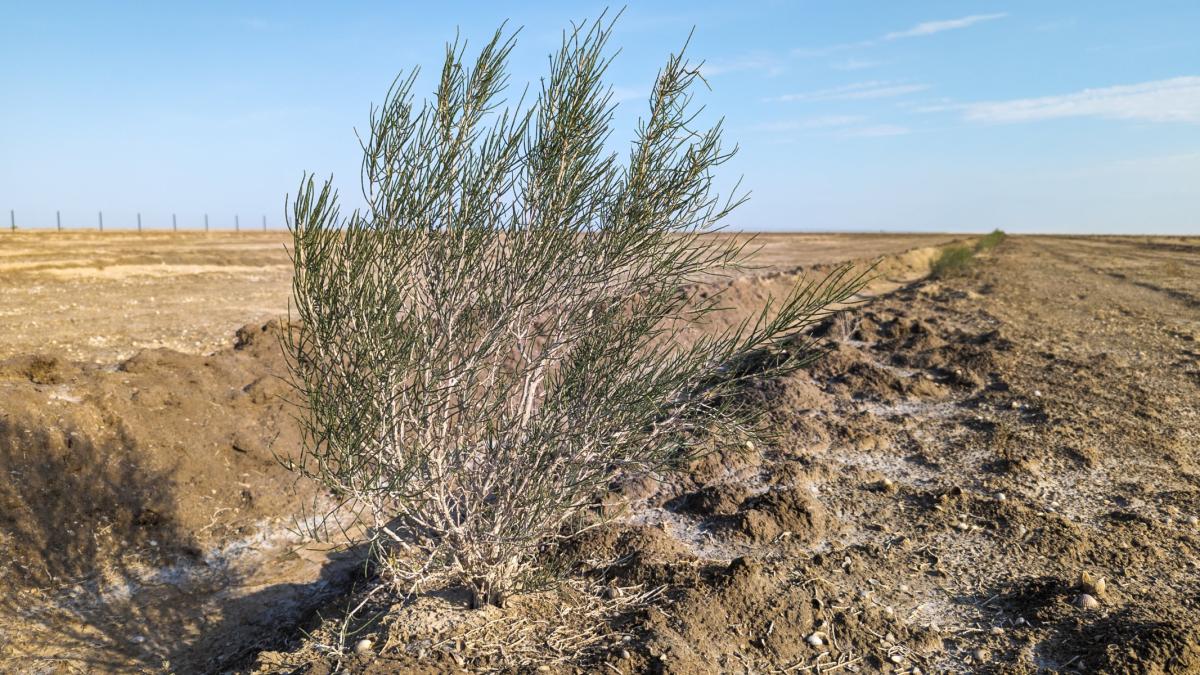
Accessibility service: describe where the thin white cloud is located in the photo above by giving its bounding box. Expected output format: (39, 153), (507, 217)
(750, 115), (866, 132)
(767, 81), (930, 103)
(748, 115), (910, 141)
(791, 41), (872, 58)
(611, 86), (646, 104)
(795, 13), (1005, 59)
(1035, 18), (1077, 32)
(831, 58), (884, 71)
(837, 124), (911, 138)
(699, 54), (785, 77)
(1047, 152), (1200, 179)
(960, 77), (1200, 124)
(884, 13), (1007, 40)
(238, 17), (280, 31)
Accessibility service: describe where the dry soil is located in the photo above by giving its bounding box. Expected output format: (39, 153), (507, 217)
(2, 232), (1197, 674)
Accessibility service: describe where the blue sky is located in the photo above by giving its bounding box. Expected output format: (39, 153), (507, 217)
(2, 1), (1198, 233)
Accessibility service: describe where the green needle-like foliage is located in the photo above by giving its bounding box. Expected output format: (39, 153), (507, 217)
(284, 16), (868, 608)
(930, 245), (976, 278)
(975, 229), (1006, 252)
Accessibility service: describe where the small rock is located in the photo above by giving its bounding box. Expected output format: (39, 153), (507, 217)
(807, 632), (826, 647)
(972, 648), (989, 662)
(898, 584), (910, 593)
(1080, 571), (1107, 597)
(618, 648), (631, 660)
(1076, 593), (1101, 610)
(537, 666), (552, 673)
(890, 654), (904, 664)
(990, 626), (1005, 636)
(996, 492), (1007, 502)
(1187, 515), (1198, 527)
(1014, 617), (1026, 626)
(1033, 390), (1042, 397)
(353, 638), (373, 655)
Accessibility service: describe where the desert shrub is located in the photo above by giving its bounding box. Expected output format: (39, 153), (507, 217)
(974, 229), (1006, 252)
(931, 245), (976, 279)
(284, 18), (867, 608)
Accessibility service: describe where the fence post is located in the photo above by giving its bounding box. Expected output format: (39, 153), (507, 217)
(172, 213), (177, 232)
(9, 210), (13, 232)
(137, 212), (142, 233)
(204, 213), (209, 232)
(57, 210), (62, 231)
(235, 214), (240, 232)
(99, 211), (104, 232)
(262, 215), (267, 231)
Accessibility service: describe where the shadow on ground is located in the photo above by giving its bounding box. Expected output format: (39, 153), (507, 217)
(0, 416), (363, 673)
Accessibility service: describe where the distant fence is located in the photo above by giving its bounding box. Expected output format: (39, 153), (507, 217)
(6, 209), (281, 232)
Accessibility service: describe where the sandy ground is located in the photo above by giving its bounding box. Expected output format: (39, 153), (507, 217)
(0, 231), (955, 363)
(0, 232), (292, 363)
(1, 233), (1197, 673)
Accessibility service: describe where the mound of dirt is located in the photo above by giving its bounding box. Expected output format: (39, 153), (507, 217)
(243, 236), (1200, 674)
(0, 321), (331, 672)
(670, 482), (753, 517)
(732, 485), (827, 545)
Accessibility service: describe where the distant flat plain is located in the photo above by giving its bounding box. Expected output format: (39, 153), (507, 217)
(0, 231), (958, 362)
